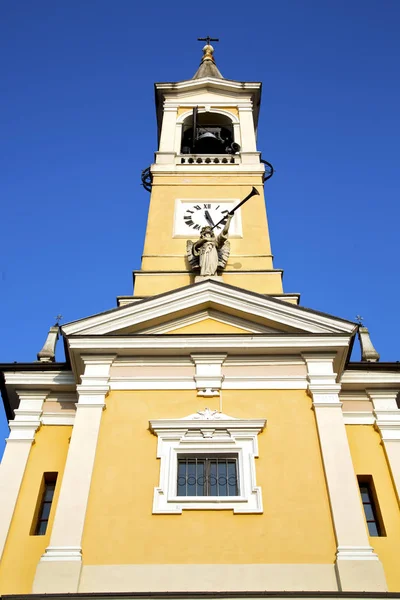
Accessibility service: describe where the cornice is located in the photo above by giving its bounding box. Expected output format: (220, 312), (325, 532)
(62, 280), (356, 337)
(68, 334), (351, 352)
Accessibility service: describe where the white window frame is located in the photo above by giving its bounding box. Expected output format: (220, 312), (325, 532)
(149, 408), (266, 514)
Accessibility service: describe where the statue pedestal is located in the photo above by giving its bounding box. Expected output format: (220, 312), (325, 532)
(194, 275), (223, 283)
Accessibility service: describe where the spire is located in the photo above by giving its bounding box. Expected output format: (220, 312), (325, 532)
(356, 316), (380, 362)
(37, 317), (62, 363)
(192, 42), (224, 80)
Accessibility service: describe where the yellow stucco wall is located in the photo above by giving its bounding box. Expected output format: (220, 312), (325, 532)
(169, 318), (251, 334)
(347, 425), (400, 591)
(143, 179), (273, 264)
(82, 390), (336, 565)
(0, 426), (72, 594)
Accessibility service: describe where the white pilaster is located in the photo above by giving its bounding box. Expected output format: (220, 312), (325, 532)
(156, 104), (178, 163)
(33, 356), (115, 593)
(368, 389), (400, 504)
(0, 391), (47, 561)
(303, 354), (387, 592)
(238, 105), (257, 152)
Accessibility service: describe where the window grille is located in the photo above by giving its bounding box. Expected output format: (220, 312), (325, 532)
(177, 455), (239, 497)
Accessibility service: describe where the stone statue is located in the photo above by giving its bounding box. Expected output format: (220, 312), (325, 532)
(186, 214), (233, 277)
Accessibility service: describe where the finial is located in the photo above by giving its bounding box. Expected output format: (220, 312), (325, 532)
(37, 321), (61, 363)
(356, 318), (380, 363)
(54, 314), (63, 326)
(197, 36), (219, 63)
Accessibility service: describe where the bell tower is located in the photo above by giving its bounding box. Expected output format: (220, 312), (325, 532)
(134, 43), (293, 301)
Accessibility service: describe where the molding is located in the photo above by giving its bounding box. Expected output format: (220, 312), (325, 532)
(41, 546), (82, 562)
(150, 410), (266, 514)
(41, 413), (75, 425)
(109, 376), (308, 391)
(110, 379), (194, 390)
(343, 412), (375, 425)
(68, 334), (351, 352)
(4, 370), (75, 387)
(341, 370), (400, 386)
(340, 391), (370, 402)
(336, 545), (379, 561)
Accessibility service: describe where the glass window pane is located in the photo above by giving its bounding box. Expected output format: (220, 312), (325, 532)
(218, 461), (228, 496)
(177, 461), (186, 496)
(364, 503), (375, 521)
(359, 486), (370, 502)
(228, 461), (238, 496)
(40, 501), (51, 520)
(197, 460), (205, 496)
(44, 483), (55, 501)
(37, 521), (48, 535)
(187, 460), (197, 495)
(209, 460), (217, 496)
(368, 521), (379, 536)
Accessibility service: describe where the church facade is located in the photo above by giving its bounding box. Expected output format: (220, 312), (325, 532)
(1, 43), (400, 597)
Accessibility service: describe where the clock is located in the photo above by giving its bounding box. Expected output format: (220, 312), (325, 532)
(173, 199), (242, 237)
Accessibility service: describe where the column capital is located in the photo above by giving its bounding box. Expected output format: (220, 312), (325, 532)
(8, 389), (48, 442)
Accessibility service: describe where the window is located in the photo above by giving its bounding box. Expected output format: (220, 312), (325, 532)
(358, 476), (385, 537)
(150, 409), (266, 513)
(177, 455), (239, 497)
(32, 472), (58, 535)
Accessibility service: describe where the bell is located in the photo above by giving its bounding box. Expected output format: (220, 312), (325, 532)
(197, 131), (218, 141)
(195, 130), (223, 154)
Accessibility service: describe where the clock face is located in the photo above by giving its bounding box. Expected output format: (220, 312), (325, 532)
(183, 203), (230, 232)
(174, 200), (242, 237)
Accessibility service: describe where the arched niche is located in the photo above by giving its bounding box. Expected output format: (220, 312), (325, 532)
(177, 109), (240, 155)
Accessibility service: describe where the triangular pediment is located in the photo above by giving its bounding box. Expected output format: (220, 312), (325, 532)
(62, 280), (356, 338)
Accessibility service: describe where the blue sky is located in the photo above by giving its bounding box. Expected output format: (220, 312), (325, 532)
(1, 1), (400, 457)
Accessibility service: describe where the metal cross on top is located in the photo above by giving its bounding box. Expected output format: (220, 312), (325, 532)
(355, 315), (364, 325)
(198, 36), (219, 46)
(54, 314), (63, 326)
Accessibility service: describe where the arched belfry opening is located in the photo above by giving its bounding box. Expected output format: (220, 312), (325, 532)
(181, 109), (239, 155)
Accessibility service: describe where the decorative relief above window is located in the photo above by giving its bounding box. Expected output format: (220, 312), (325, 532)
(149, 409), (266, 514)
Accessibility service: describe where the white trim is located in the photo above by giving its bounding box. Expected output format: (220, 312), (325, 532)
(342, 412), (375, 425)
(41, 413), (76, 425)
(108, 376), (308, 391)
(68, 334), (351, 352)
(176, 108), (240, 125)
(40, 546), (82, 562)
(341, 370), (400, 386)
(150, 410), (265, 514)
(336, 546), (379, 561)
(4, 371), (75, 386)
(62, 280), (356, 337)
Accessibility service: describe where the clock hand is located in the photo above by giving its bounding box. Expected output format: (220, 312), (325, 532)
(204, 210), (215, 227)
